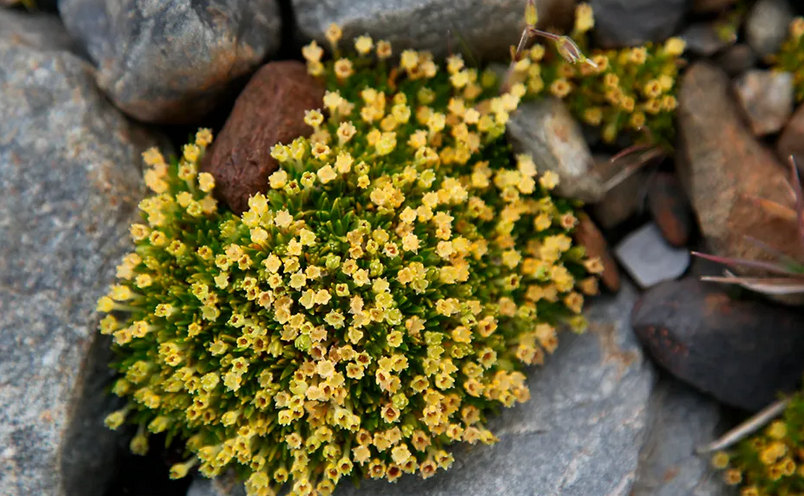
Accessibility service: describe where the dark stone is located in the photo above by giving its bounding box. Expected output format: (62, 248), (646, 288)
(200, 61), (324, 214)
(590, 0), (687, 48)
(647, 172), (693, 247)
(0, 22), (162, 496)
(632, 278), (804, 412)
(590, 156), (647, 229)
(692, 0), (737, 13)
(58, 0), (282, 124)
(574, 213), (621, 292)
(715, 44), (758, 77)
(677, 62), (801, 275)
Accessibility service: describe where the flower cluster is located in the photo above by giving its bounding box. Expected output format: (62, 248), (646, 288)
(506, 3), (685, 148)
(772, 17), (804, 103)
(97, 31), (599, 496)
(712, 392), (804, 496)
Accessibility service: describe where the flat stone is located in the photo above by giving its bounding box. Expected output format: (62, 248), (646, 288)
(0, 27), (161, 496)
(632, 278), (804, 412)
(677, 62), (801, 275)
(715, 44), (758, 77)
(633, 379), (731, 496)
(186, 284), (653, 496)
(777, 104), (804, 171)
(575, 213), (621, 292)
(746, 0), (793, 59)
(334, 282), (652, 496)
(647, 172), (693, 247)
(291, 0), (576, 60)
(615, 223), (690, 289)
(58, 0), (282, 124)
(200, 61), (324, 214)
(590, 0), (687, 48)
(507, 97), (604, 203)
(734, 69), (794, 136)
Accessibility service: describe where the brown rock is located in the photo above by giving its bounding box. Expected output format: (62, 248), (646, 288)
(202, 61), (324, 214)
(647, 173), (693, 247)
(677, 62), (800, 272)
(777, 104), (804, 173)
(632, 277), (804, 412)
(574, 213), (620, 292)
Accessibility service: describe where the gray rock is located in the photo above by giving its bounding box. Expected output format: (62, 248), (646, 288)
(58, 0), (282, 124)
(508, 97), (604, 203)
(715, 44), (758, 77)
(681, 23), (733, 57)
(291, 0), (576, 60)
(746, 0), (793, 58)
(590, 0), (687, 48)
(0, 9), (78, 53)
(188, 473), (246, 496)
(633, 379), (732, 496)
(0, 28), (161, 496)
(335, 283), (653, 496)
(197, 283), (654, 496)
(615, 223), (690, 289)
(734, 69), (794, 136)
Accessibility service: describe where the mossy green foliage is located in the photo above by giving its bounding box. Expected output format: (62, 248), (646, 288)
(772, 17), (804, 103)
(96, 31), (601, 496)
(507, 3), (685, 149)
(712, 393), (804, 496)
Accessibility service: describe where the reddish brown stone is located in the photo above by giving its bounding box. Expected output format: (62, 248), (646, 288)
(777, 104), (804, 173)
(632, 277), (804, 411)
(201, 61), (324, 214)
(677, 62), (801, 274)
(646, 172), (693, 247)
(574, 213), (620, 292)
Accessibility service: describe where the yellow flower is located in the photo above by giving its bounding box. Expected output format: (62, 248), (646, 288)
(325, 23), (342, 47)
(334, 59), (354, 79)
(550, 79), (572, 98)
(354, 35), (373, 55)
(376, 40), (392, 59)
(663, 37), (685, 56)
(574, 3), (594, 33)
(301, 40), (323, 62)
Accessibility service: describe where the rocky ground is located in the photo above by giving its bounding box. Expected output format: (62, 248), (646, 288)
(2, 0), (804, 495)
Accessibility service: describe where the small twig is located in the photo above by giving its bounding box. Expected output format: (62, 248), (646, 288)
(695, 397), (791, 455)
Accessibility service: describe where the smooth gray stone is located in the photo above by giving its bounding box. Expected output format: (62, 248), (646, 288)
(0, 26), (160, 496)
(614, 223), (691, 289)
(58, 0), (282, 124)
(633, 379), (733, 496)
(733, 69), (794, 136)
(507, 97), (604, 203)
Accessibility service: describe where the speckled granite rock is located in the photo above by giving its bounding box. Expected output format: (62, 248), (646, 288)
(746, 0), (793, 59)
(0, 9), (78, 53)
(291, 0), (576, 60)
(0, 26), (162, 496)
(633, 379), (732, 496)
(507, 97), (604, 203)
(58, 0), (282, 123)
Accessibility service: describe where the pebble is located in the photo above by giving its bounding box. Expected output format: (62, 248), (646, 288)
(614, 223), (691, 288)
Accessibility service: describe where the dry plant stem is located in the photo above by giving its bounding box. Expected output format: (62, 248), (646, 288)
(696, 398), (791, 455)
